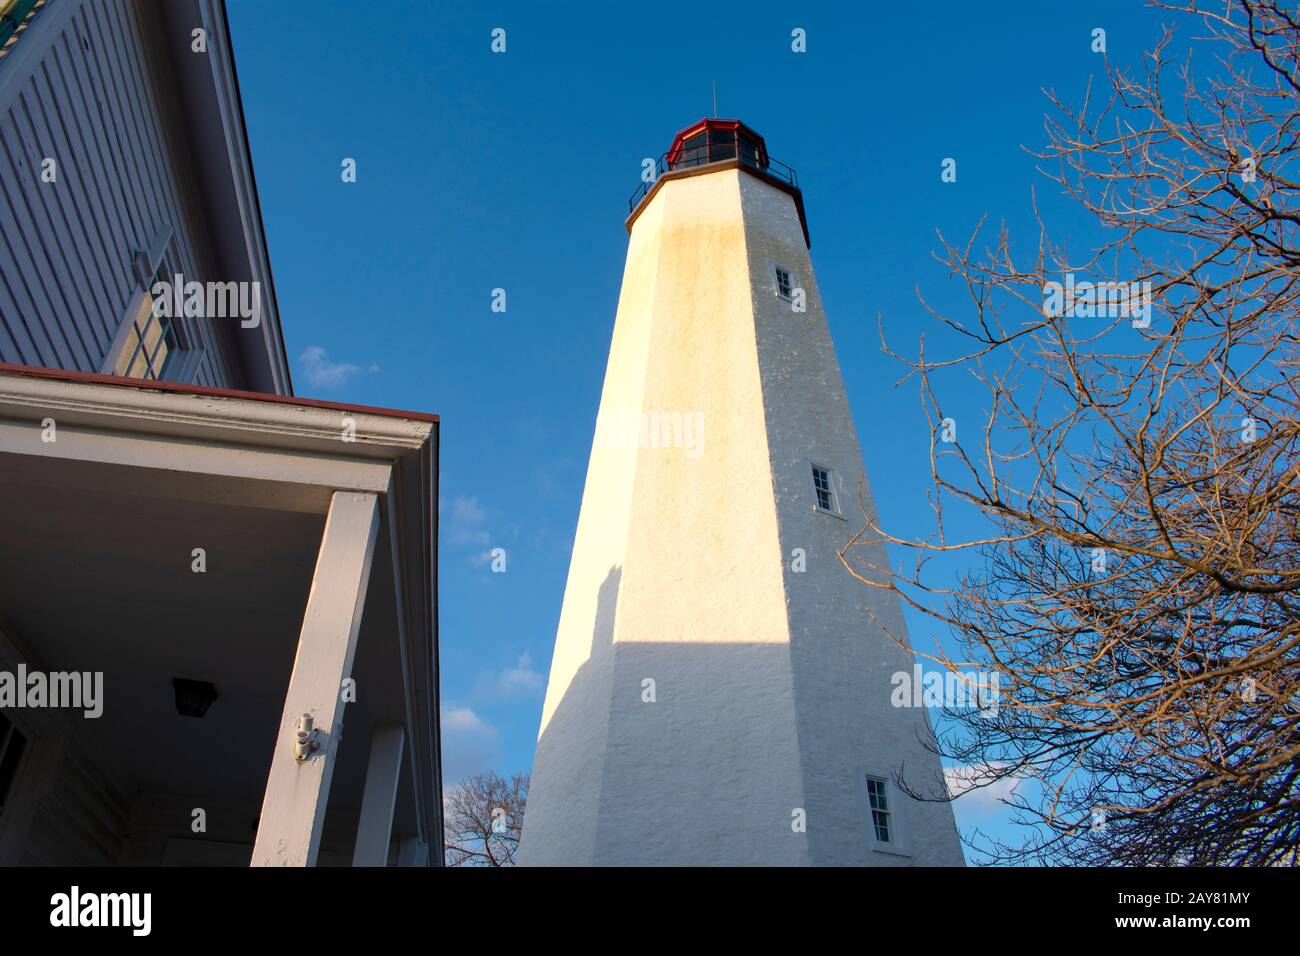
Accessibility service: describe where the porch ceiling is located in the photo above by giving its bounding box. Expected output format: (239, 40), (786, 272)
(0, 459), (324, 798)
(0, 364), (440, 860)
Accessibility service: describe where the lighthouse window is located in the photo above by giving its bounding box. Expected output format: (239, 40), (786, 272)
(678, 133), (708, 168)
(811, 464), (835, 512)
(866, 776), (893, 844)
(707, 128), (737, 162)
(775, 266), (793, 299)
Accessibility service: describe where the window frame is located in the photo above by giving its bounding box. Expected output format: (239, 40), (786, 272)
(774, 264), (794, 301)
(861, 772), (912, 858)
(104, 232), (202, 383)
(866, 775), (893, 843)
(808, 461), (844, 519)
(108, 286), (179, 380)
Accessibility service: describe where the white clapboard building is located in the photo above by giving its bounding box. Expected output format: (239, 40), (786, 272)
(0, 0), (441, 866)
(520, 119), (964, 866)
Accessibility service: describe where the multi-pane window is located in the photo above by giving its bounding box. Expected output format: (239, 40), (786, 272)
(112, 251), (186, 381)
(0, 710), (28, 817)
(113, 287), (177, 380)
(866, 776), (892, 844)
(812, 464), (835, 512)
(775, 266), (793, 299)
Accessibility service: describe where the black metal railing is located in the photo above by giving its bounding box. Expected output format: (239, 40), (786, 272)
(628, 147), (799, 214)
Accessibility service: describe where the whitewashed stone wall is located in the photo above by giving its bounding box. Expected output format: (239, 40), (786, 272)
(520, 167), (964, 866)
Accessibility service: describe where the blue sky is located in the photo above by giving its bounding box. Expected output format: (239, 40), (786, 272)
(226, 0), (1175, 862)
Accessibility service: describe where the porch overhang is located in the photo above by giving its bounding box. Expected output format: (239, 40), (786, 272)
(0, 363), (440, 866)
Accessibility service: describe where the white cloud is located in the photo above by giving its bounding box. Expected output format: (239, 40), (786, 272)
(452, 496), (485, 524)
(473, 653), (544, 701)
(440, 705), (502, 784)
(944, 762), (1027, 812)
(298, 345), (378, 389)
(448, 494), (492, 555)
(442, 706), (492, 734)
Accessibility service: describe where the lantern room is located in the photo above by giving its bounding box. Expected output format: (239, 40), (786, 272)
(627, 118), (809, 248)
(667, 118), (769, 171)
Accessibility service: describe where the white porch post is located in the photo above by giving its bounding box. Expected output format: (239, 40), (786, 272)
(351, 724), (405, 867)
(252, 491), (380, 867)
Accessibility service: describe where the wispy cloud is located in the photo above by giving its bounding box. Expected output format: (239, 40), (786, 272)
(440, 705), (502, 785)
(447, 494), (493, 565)
(442, 706), (493, 734)
(944, 762), (1027, 813)
(452, 495), (485, 525)
(298, 345), (379, 389)
(472, 652), (544, 701)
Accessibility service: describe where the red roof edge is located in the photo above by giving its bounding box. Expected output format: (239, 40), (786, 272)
(0, 362), (440, 425)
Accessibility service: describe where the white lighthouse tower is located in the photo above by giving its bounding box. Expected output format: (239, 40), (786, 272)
(519, 120), (964, 866)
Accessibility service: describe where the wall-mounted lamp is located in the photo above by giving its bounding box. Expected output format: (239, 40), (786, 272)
(172, 678), (218, 718)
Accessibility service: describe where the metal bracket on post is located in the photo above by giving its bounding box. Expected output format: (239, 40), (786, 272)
(294, 713), (321, 762)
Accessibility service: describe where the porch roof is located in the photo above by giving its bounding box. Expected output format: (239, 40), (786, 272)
(0, 363), (441, 864)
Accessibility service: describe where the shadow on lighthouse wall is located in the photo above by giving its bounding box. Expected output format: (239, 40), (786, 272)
(521, 563), (962, 866)
(517, 566), (621, 865)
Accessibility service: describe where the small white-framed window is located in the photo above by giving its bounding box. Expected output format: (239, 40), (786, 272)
(810, 462), (841, 516)
(774, 264), (794, 300)
(866, 775), (893, 844)
(862, 772), (912, 857)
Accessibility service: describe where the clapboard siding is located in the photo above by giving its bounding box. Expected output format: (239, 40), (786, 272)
(0, 0), (233, 387)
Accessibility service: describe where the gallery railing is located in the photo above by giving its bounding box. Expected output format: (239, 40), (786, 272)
(628, 147), (799, 214)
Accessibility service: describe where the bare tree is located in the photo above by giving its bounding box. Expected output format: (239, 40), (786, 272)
(845, 0), (1300, 865)
(443, 770), (528, 866)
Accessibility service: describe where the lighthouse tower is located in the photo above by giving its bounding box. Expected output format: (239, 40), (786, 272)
(519, 120), (964, 866)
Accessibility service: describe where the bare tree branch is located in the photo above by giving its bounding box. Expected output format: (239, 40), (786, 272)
(850, 0), (1300, 866)
(443, 771), (528, 867)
